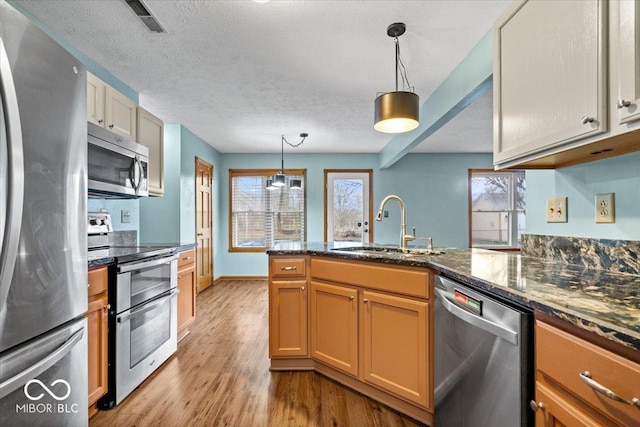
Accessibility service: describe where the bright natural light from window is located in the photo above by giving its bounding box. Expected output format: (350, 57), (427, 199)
(230, 170), (305, 251)
(470, 170), (526, 248)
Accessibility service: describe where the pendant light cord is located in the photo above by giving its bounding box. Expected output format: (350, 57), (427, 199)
(394, 36), (413, 92)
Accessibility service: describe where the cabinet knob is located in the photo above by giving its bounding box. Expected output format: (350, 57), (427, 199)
(617, 99), (632, 109)
(349, 296), (354, 300)
(529, 400), (544, 412)
(300, 286), (305, 291)
(581, 116), (595, 124)
(363, 298), (369, 303)
(103, 304), (111, 310)
(98, 119), (104, 124)
(108, 124), (114, 129)
(87, 283), (90, 288)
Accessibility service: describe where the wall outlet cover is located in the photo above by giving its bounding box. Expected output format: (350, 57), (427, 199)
(546, 197), (567, 223)
(595, 193), (615, 223)
(121, 209), (131, 223)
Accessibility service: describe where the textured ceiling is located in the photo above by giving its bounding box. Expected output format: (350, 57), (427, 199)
(13, 0), (508, 154)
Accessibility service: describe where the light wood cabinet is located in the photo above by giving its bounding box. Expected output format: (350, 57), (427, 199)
(361, 290), (429, 408)
(533, 319), (640, 427)
(137, 107), (164, 196)
(269, 256), (308, 358)
(177, 249), (196, 341)
(493, 0), (640, 169)
(86, 72), (137, 141)
(309, 281), (358, 376)
(86, 266), (108, 418)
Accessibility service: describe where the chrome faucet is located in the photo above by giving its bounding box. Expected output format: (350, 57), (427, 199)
(375, 194), (415, 252)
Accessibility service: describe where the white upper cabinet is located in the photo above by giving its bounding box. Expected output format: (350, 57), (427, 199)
(494, 0), (640, 169)
(494, 0), (607, 168)
(137, 107), (164, 197)
(612, 0), (640, 126)
(87, 72), (137, 141)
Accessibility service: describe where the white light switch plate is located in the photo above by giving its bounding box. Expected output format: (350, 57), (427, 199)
(547, 197), (567, 223)
(595, 193), (615, 223)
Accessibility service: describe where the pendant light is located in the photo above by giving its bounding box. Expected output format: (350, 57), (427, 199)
(267, 133), (309, 189)
(374, 23), (420, 134)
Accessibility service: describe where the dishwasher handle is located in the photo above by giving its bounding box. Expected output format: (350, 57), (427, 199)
(435, 287), (519, 345)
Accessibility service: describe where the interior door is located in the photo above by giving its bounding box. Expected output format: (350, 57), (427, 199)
(324, 170), (372, 244)
(195, 158), (213, 293)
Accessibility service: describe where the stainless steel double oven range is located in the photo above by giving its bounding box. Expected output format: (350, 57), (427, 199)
(88, 213), (178, 408)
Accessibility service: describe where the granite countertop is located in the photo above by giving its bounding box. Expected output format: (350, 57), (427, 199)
(268, 242), (640, 352)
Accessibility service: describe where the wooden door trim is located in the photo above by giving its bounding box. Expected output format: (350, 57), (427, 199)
(195, 157), (214, 293)
(323, 169), (373, 242)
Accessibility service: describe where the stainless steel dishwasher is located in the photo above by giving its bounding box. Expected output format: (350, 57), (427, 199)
(434, 275), (533, 426)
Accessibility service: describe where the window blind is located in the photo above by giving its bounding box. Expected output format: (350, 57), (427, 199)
(230, 170), (305, 251)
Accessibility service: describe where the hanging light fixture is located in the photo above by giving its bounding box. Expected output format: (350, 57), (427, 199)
(265, 178), (277, 190)
(374, 22), (419, 134)
(267, 133), (309, 189)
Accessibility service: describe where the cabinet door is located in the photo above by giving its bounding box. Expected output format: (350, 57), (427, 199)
(105, 86), (137, 141)
(534, 382), (605, 427)
(613, 0), (640, 125)
(309, 281), (358, 376)
(269, 280), (308, 357)
(87, 72), (105, 127)
(361, 290), (429, 408)
(86, 293), (108, 407)
(494, 0), (607, 165)
(177, 266), (196, 339)
(137, 107), (164, 196)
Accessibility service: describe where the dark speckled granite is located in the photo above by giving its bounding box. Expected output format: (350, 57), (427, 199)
(522, 234), (640, 275)
(268, 242), (640, 352)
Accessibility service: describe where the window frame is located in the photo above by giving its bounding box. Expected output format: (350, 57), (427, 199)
(228, 168), (306, 253)
(468, 169), (525, 251)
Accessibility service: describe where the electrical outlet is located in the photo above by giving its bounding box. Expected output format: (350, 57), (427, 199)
(121, 209), (131, 223)
(595, 193), (615, 223)
(546, 197), (567, 223)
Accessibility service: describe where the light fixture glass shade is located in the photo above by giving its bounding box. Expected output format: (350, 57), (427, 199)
(289, 178), (302, 189)
(265, 179), (277, 190)
(272, 173), (286, 187)
(374, 91), (420, 133)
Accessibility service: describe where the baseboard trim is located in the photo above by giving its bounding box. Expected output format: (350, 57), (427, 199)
(213, 276), (268, 285)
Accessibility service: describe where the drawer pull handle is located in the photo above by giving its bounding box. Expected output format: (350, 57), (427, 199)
(581, 116), (595, 124)
(182, 256), (191, 260)
(580, 371), (640, 407)
(281, 266), (297, 271)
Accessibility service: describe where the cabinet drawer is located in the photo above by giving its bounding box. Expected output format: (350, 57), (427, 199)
(178, 249), (196, 269)
(310, 258), (429, 299)
(536, 321), (640, 426)
(271, 257), (306, 278)
(88, 267), (108, 298)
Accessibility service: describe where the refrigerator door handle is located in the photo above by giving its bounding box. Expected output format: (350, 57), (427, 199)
(0, 37), (25, 313)
(0, 328), (84, 400)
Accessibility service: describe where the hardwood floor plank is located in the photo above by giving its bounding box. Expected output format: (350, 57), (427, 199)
(90, 280), (426, 427)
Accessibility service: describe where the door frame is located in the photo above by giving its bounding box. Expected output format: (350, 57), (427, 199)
(323, 169), (373, 243)
(195, 157), (214, 293)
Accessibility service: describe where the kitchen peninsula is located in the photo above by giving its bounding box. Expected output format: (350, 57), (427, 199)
(268, 237), (640, 426)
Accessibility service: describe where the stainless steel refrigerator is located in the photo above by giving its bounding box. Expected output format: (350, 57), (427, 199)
(0, 1), (88, 425)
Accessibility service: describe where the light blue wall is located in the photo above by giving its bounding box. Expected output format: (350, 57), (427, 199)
(218, 152), (493, 277)
(87, 199), (140, 237)
(526, 152), (640, 240)
(139, 125), (221, 254)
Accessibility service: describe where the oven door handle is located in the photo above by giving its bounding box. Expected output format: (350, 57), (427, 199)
(118, 254), (178, 273)
(435, 287), (519, 345)
(117, 289), (179, 323)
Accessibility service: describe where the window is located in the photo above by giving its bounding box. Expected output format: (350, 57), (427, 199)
(469, 170), (526, 249)
(229, 169), (306, 252)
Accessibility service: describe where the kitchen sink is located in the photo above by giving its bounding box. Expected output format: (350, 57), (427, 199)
(331, 246), (444, 256)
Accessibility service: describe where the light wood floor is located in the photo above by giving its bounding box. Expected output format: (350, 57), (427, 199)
(89, 280), (426, 427)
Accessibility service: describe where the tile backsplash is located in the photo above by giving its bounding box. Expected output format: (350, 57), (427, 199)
(522, 234), (640, 275)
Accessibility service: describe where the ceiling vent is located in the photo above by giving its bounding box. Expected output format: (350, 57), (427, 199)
(124, 0), (165, 33)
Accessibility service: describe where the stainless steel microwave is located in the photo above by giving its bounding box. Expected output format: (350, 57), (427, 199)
(88, 122), (149, 198)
